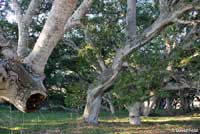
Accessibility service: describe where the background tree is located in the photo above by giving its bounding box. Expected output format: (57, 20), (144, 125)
(82, 0), (200, 124)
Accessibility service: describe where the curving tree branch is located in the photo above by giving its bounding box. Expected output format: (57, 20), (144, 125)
(112, 3), (200, 69)
(24, 0), (94, 75)
(24, 0), (77, 75)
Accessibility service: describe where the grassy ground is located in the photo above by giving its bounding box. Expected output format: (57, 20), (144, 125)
(0, 107), (200, 134)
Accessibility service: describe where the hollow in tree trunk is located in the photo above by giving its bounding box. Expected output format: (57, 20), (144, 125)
(0, 60), (46, 112)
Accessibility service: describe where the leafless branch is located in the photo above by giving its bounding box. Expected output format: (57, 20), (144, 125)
(102, 93), (115, 114)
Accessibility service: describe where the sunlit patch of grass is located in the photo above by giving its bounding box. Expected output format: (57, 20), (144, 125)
(142, 116), (200, 123)
(10, 127), (27, 131)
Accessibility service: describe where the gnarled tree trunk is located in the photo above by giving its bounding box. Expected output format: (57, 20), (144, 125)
(0, 28), (46, 112)
(83, 67), (122, 124)
(83, 93), (102, 124)
(0, 60), (46, 112)
(0, 0), (92, 112)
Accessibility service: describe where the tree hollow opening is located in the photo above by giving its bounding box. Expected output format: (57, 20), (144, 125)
(26, 93), (46, 112)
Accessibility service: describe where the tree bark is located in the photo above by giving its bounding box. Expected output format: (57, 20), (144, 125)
(1, 0), (93, 112)
(24, 0), (77, 75)
(83, 92), (102, 124)
(12, 0), (43, 58)
(83, 66), (122, 124)
(128, 102), (142, 125)
(0, 28), (46, 112)
(0, 60), (46, 112)
(142, 96), (157, 116)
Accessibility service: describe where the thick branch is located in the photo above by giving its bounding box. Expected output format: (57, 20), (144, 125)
(12, 0), (22, 24)
(24, 0), (77, 75)
(159, 0), (170, 14)
(112, 0), (136, 69)
(23, 0), (42, 27)
(12, 0), (42, 58)
(0, 60), (46, 112)
(65, 0), (93, 31)
(126, 0), (136, 40)
(125, 4), (197, 58)
(91, 64), (123, 97)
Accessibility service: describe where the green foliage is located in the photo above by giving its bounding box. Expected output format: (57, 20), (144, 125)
(64, 82), (86, 109)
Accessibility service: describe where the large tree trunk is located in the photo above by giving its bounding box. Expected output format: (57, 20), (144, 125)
(83, 92), (102, 124)
(128, 102), (142, 125)
(180, 92), (191, 113)
(83, 66), (122, 124)
(0, 0), (92, 112)
(0, 60), (46, 112)
(142, 96), (157, 116)
(0, 30), (46, 112)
